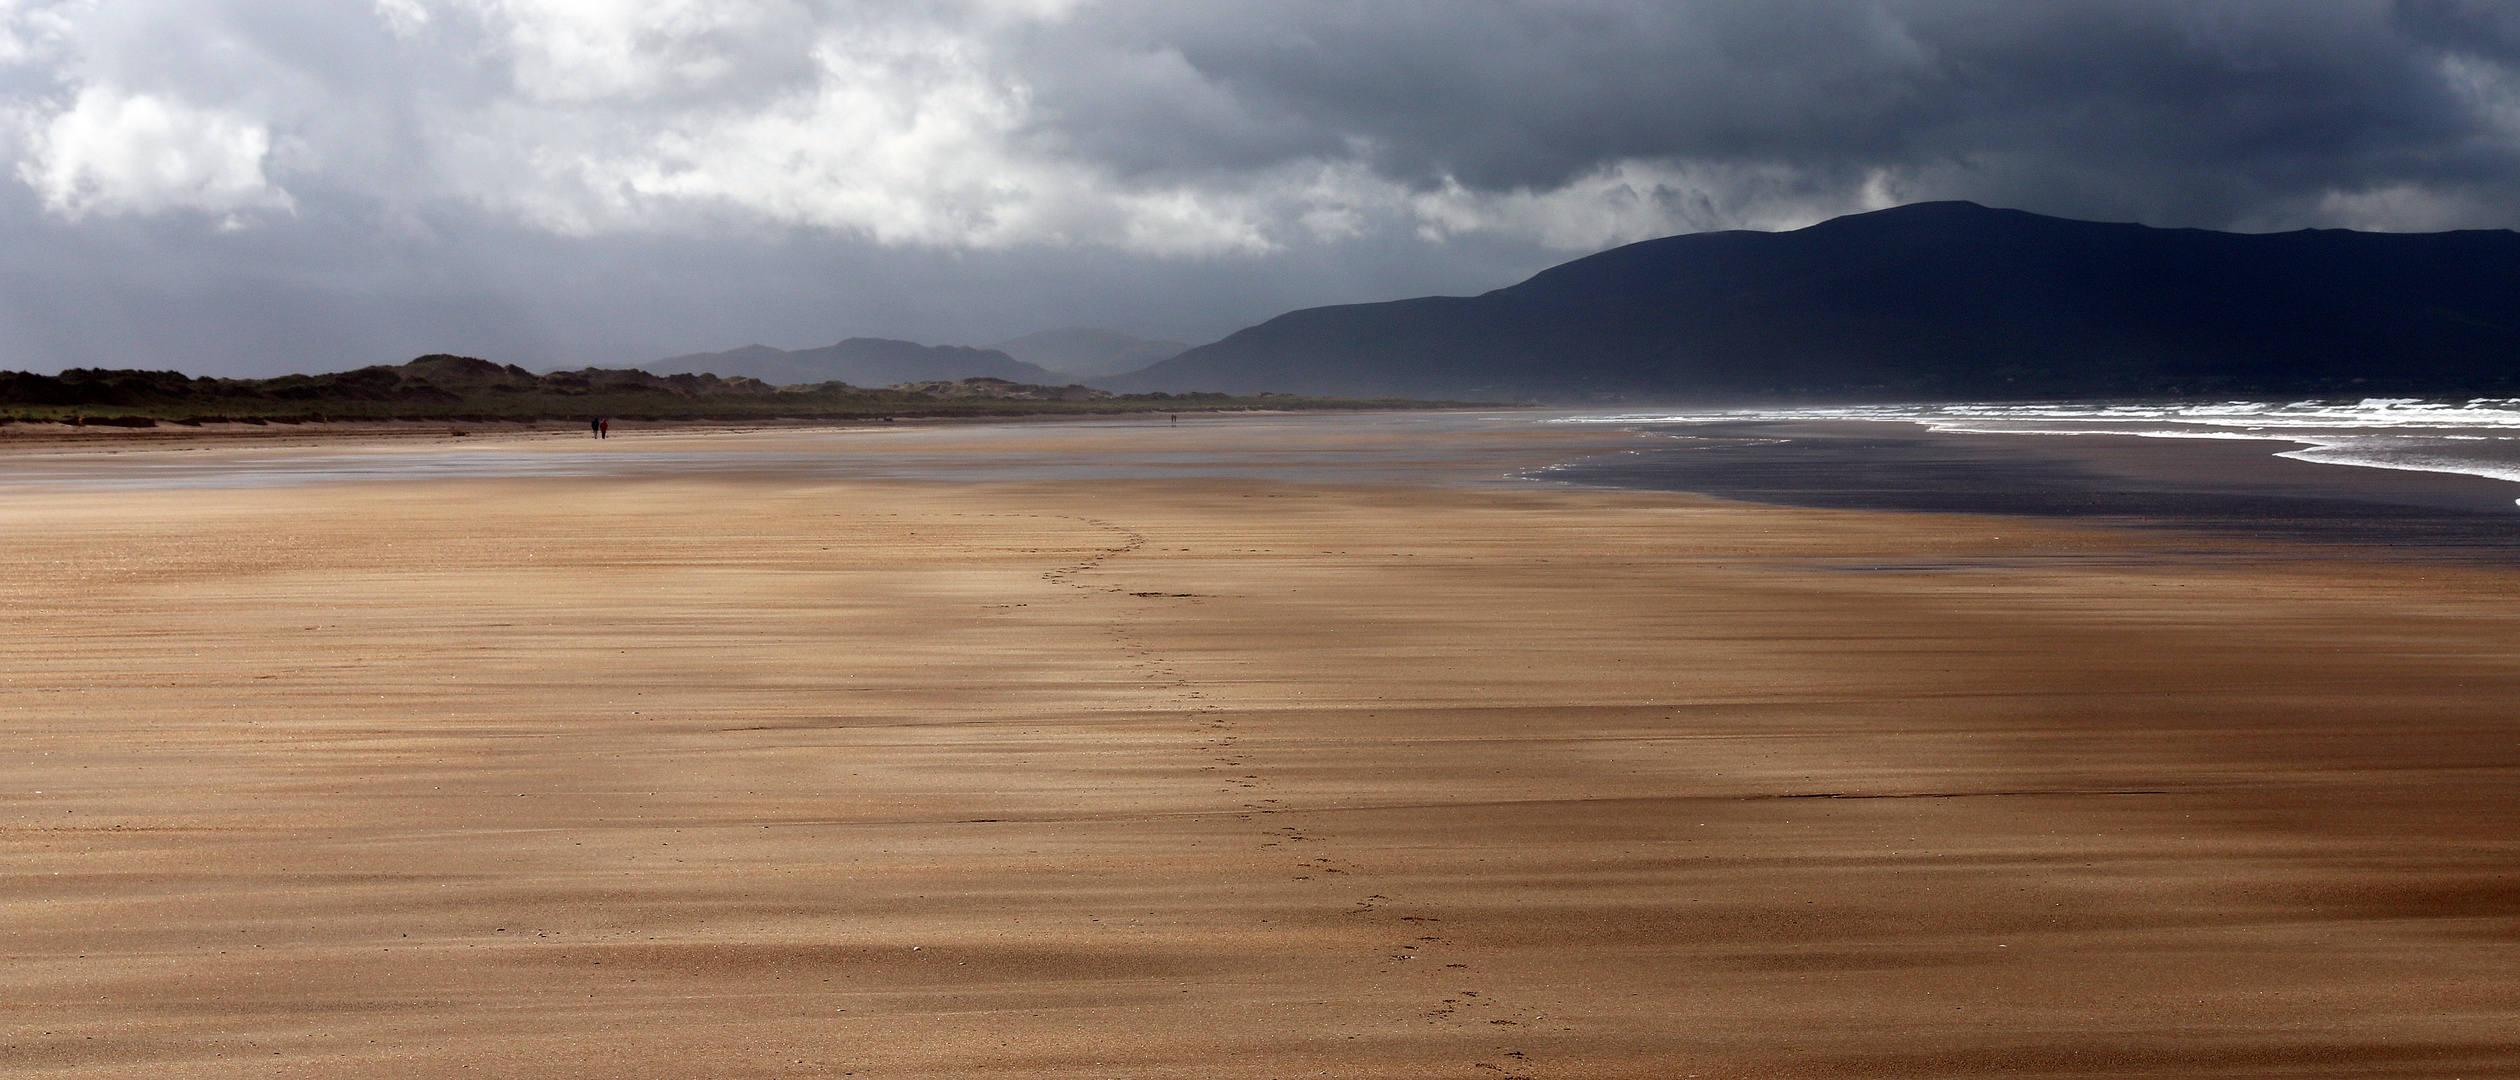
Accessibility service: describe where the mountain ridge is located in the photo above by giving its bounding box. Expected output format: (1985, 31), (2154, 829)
(0, 354), (1435, 423)
(991, 328), (1190, 379)
(1105, 202), (2520, 401)
(654, 338), (1063, 387)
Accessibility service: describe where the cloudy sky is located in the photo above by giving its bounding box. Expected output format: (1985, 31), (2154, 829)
(4, 0), (2518, 376)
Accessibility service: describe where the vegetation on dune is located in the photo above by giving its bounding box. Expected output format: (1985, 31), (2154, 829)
(0, 355), (1453, 425)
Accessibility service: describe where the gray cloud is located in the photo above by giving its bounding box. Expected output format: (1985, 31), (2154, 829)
(3, 0), (2518, 377)
(1014, 1), (2520, 223)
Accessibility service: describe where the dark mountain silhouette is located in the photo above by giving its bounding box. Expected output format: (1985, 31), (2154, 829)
(1, 354), (1420, 423)
(655, 338), (1060, 387)
(1105, 202), (2520, 401)
(0, 354), (787, 410)
(990, 327), (1191, 379)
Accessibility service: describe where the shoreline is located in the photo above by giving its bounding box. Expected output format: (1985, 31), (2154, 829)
(0, 406), (1522, 455)
(18, 406), (2520, 561)
(0, 412), (1062, 453)
(1544, 417), (2520, 559)
(0, 410), (1631, 495)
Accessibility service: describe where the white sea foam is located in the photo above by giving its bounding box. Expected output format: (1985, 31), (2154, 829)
(1556, 398), (2520, 491)
(2273, 439), (2520, 487)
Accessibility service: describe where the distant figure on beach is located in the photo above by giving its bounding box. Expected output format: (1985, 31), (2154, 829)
(1170, 414), (1178, 423)
(599, 418), (609, 439)
(590, 417), (601, 439)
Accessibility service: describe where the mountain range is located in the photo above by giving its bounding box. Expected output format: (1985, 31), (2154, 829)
(991, 328), (1189, 379)
(1104, 202), (2520, 402)
(1, 354), (1393, 422)
(653, 338), (1063, 388)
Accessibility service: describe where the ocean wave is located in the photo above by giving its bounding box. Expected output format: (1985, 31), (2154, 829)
(2274, 439), (2520, 488)
(1559, 398), (2520, 493)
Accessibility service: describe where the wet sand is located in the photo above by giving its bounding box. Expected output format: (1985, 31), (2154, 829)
(1552, 419), (2520, 557)
(5, 416), (2519, 1078)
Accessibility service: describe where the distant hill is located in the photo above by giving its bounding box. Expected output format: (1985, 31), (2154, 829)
(0, 354), (787, 413)
(991, 328), (1191, 379)
(886, 377), (1112, 401)
(0, 354), (1445, 423)
(1105, 202), (2520, 402)
(656, 338), (1061, 387)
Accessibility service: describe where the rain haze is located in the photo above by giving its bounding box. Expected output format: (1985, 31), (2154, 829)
(5, 0), (2520, 376)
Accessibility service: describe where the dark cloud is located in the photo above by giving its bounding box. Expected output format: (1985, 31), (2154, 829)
(2398, 0), (2520, 60)
(1043, 1), (1951, 186)
(1014, 1), (2518, 222)
(3, 0), (2518, 377)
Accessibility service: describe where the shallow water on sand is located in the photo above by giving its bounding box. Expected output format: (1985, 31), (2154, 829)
(1542, 403), (2520, 558)
(0, 413), (1566, 491)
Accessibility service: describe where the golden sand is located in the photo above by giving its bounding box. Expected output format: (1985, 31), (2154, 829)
(5, 417), (2517, 1078)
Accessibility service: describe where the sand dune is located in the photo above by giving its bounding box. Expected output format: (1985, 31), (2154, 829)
(4, 417), (2518, 1078)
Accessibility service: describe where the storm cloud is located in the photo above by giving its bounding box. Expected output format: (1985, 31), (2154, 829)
(4, 0), (2518, 375)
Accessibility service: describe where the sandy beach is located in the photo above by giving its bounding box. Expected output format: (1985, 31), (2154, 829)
(6, 413), (2518, 1078)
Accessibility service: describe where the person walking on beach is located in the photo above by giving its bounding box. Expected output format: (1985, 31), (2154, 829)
(599, 418), (609, 439)
(590, 417), (601, 439)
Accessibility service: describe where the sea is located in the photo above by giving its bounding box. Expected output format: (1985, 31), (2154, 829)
(1554, 398), (2520, 491)
(1540, 398), (2520, 556)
